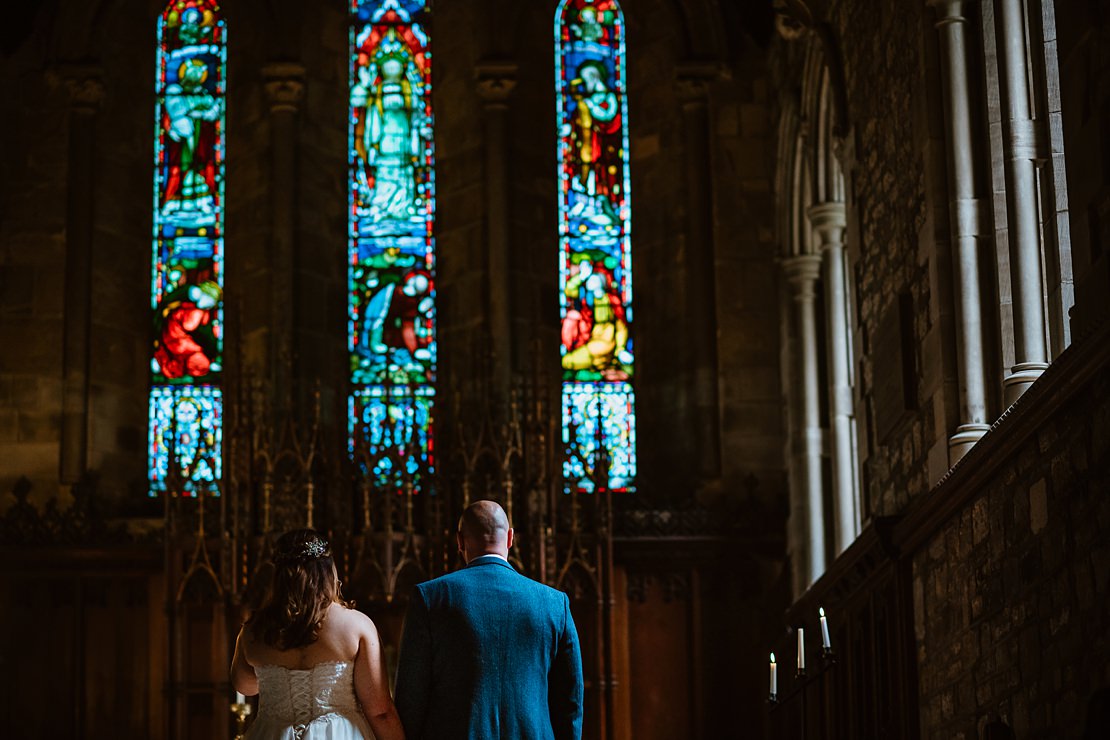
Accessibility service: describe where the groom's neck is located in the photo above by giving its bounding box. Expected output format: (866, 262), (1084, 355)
(466, 551), (508, 563)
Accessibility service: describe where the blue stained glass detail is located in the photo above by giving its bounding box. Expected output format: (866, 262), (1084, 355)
(562, 383), (636, 493)
(348, 387), (434, 492)
(148, 385), (223, 494)
(557, 0), (635, 492)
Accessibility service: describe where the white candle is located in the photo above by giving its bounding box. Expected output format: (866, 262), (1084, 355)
(769, 652), (778, 695)
(797, 627), (805, 671)
(819, 607), (831, 649)
(235, 691), (246, 705)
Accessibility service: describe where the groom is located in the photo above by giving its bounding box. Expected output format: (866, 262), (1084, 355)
(394, 500), (584, 740)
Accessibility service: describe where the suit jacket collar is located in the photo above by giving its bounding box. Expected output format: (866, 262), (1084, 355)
(465, 554), (515, 571)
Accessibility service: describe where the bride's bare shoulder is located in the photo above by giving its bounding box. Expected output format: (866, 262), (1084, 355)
(329, 602), (378, 636)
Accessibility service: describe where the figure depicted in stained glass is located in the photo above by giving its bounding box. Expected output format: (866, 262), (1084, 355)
(149, 0), (225, 496)
(351, 23), (430, 239)
(356, 266), (433, 383)
(561, 258), (631, 379)
(557, 0), (635, 491)
(572, 4), (609, 43)
(154, 280), (222, 379)
(149, 386), (223, 491)
(160, 10), (222, 225)
(569, 60), (621, 202)
(349, 0), (436, 493)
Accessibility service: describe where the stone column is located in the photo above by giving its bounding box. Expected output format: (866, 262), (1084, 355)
(262, 63), (305, 409)
(808, 202), (859, 554)
(994, 0), (1049, 403)
(676, 63), (722, 482)
(475, 62), (517, 401)
(929, 0), (991, 461)
(782, 254), (826, 591)
(54, 66), (103, 485)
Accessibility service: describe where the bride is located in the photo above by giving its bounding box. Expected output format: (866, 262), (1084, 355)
(231, 530), (405, 740)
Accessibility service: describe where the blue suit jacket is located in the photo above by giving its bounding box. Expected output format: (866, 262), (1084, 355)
(394, 555), (584, 740)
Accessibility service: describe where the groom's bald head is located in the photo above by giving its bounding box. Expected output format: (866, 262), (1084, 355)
(457, 500), (513, 562)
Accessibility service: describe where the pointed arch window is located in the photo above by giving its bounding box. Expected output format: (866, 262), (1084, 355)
(149, 0), (227, 496)
(556, 0), (635, 492)
(348, 0), (436, 492)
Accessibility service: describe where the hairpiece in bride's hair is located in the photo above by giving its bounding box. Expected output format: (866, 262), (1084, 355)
(272, 535), (331, 565)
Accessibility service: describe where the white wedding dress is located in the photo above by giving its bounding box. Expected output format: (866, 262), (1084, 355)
(247, 661), (374, 740)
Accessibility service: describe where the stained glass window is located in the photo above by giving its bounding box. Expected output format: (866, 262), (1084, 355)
(348, 0), (435, 492)
(149, 0), (226, 496)
(556, 0), (635, 492)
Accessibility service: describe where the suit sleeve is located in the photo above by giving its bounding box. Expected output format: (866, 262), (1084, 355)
(394, 586), (432, 739)
(549, 592), (585, 740)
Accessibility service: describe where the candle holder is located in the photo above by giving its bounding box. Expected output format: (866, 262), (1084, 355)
(821, 646), (836, 662)
(768, 692), (778, 705)
(231, 699), (252, 740)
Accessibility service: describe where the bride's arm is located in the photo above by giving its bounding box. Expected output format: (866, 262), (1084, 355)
(353, 616), (405, 740)
(230, 627), (259, 696)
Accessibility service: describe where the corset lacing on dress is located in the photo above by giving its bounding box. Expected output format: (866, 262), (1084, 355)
(254, 661), (362, 740)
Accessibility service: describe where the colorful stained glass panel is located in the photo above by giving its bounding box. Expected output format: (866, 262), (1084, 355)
(149, 0), (226, 496)
(557, 0), (635, 491)
(349, 0), (436, 490)
(348, 387), (434, 492)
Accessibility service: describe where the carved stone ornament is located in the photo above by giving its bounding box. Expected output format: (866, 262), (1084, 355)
(674, 61), (720, 103)
(262, 62), (306, 113)
(0, 475), (141, 546)
(474, 62), (517, 105)
(773, 0), (815, 40)
(47, 65), (105, 112)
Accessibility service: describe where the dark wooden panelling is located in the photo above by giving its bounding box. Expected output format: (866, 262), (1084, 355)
(0, 546), (163, 740)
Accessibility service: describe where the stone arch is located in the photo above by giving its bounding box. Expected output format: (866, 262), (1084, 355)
(775, 29), (861, 593)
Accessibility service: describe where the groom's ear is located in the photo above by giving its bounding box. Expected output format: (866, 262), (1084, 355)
(506, 527), (514, 550)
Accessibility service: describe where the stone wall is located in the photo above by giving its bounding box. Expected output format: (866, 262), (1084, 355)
(912, 335), (1110, 738)
(767, 0), (1110, 736)
(711, 24), (784, 505)
(1, 6), (152, 505)
(825, 0), (947, 517)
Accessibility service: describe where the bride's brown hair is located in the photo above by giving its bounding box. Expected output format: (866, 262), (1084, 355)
(247, 529), (350, 650)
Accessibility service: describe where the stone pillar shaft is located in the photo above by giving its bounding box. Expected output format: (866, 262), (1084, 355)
(783, 254), (826, 591)
(808, 202), (859, 555)
(995, 0), (1049, 402)
(930, 0), (991, 461)
(56, 67), (103, 484)
(476, 63), (517, 399)
(262, 63), (305, 409)
(677, 65), (722, 481)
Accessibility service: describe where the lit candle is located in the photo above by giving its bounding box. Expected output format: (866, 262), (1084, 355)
(819, 607), (831, 650)
(235, 691), (246, 705)
(769, 652), (778, 696)
(797, 627), (805, 672)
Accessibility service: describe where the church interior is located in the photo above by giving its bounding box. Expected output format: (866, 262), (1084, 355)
(1, 0), (1109, 737)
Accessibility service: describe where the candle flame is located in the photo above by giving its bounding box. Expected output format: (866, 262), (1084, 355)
(770, 652), (776, 663)
(819, 607), (825, 617)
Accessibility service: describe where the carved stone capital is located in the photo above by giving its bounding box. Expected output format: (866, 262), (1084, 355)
(262, 62), (306, 113)
(48, 64), (104, 112)
(773, 0), (814, 40)
(927, 0), (968, 26)
(807, 201), (847, 246)
(674, 61), (720, 104)
(475, 61), (517, 107)
(781, 254), (823, 301)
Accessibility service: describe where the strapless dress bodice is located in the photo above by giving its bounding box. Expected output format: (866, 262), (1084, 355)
(248, 661), (373, 740)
